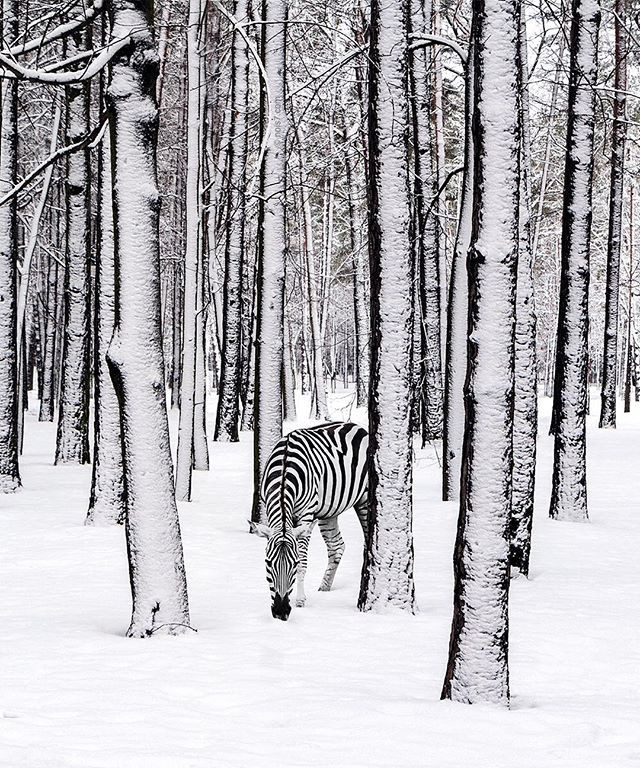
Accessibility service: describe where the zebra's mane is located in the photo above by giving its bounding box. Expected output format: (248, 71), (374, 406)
(279, 432), (291, 537)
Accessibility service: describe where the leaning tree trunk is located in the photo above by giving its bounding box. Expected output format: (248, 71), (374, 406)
(358, 0), (415, 613)
(215, 0), (249, 442)
(442, 37), (473, 502)
(549, 0), (600, 522)
(175, 0), (204, 500)
(510, 5), (537, 577)
(441, 0), (520, 707)
(87, 125), (125, 526)
(599, 0), (626, 429)
(106, 0), (190, 637)
(55, 29), (92, 466)
(251, 0), (287, 524)
(0, 0), (20, 492)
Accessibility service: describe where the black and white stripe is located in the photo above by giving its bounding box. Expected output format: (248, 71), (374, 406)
(252, 422), (369, 620)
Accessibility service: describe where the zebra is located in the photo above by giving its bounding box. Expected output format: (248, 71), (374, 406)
(250, 422), (369, 620)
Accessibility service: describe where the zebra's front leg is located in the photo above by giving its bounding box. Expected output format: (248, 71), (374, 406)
(295, 526), (313, 608)
(318, 517), (345, 591)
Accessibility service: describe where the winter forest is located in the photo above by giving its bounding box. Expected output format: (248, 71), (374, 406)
(1, 0), (639, 763)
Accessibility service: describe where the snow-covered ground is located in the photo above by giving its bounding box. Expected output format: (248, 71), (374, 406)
(1, 390), (639, 767)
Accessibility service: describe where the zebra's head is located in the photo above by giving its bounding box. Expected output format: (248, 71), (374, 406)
(251, 521), (311, 620)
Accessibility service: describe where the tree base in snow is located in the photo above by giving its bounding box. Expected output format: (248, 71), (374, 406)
(0, 474), (21, 493)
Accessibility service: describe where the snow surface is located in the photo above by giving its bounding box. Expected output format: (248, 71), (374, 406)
(1, 390), (640, 766)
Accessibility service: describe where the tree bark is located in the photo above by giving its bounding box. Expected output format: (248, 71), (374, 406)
(175, 0), (205, 500)
(599, 0), (626, 428)
(55, 30), (92, 466)
(215, 0), (249, 442)
(441, 0), (519, 706)
(358, 0), (415, 613)
(87, 125), (125, 526)
(251, 0), (287, 524)
(106, 0), (190, 636)
(0, 0), (20, 492)
(510, 5), (537, 577)
(549, 0), (600, 522)
(442, 38), (473, 502)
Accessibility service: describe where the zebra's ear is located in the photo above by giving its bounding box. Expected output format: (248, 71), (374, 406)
(249, 521), (272, 538)
(292, 523), (312, 539)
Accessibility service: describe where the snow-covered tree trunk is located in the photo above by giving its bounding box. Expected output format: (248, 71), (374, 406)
(510, 6), (537, 577)
(442, 39), (473, 502)
(283, 315), (297, 421)
(176, 0), (204, 500)
(441, 0), (520, 706)
(55, 30), (92, 466)
(215, 0), (249, 442)
(358, 0), (415, 613)
(599, 0), (626, 429)
(409, 0), (443, 444)
(300, 162), (329, 421)
(251, 0), (287, 523)
(106, 0), (190, 636)
(87, 126), (125, 526)
(193, 245), (209, 470)
(0, 0), (20, 492)
(549, 0), (600, 522)
(345, 143), (368, 408)
(39, 249), (59, 422)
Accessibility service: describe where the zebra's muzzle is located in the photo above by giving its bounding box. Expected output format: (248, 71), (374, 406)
(271, 593), (291, 621)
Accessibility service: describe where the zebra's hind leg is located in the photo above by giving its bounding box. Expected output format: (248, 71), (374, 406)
(295, 525), (314, 608)
(318, 516), (345, 591)
(354, 493), (369, 541)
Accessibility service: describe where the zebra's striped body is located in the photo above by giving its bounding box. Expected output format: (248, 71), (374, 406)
(252, 422), (369, 620)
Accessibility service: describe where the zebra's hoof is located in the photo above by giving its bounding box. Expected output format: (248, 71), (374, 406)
(296, 598), (306, 608)
(318, 583), (331, 592)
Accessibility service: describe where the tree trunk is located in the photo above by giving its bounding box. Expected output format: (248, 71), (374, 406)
(56, 30), (92, 466)
(0, 0), (20, 492)
(251, 0), (287, 524)
(549, 0), (600, 522)
(442, 38), (473, 502)
(510, 5), (537, 578)
(39, 247), (59, 422)
(599, 0), (626, 428)
(87, 125), (125, 526)
(175, 0), (205, 500)
(106, 0), (190, 637)
(441, 0), (519, 706)
(358, 0), (415, 613)
(299, 154), (329, 421)
(215, 0), (249, 442)
(345, 142), (368, 408)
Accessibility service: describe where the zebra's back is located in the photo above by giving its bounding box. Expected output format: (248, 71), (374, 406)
(261, 422), (368, 524)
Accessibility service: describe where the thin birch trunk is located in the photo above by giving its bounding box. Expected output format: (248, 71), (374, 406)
(442, 38), (473, 502)
(510, 6), (537, 578)
(599, 0), (627, 428)
(345, 142), (368, 407)
(56, 30), (91, 466)
(0, 0), (20, 491)
(175, 0), (204, 500)
(549, 0), (600, 522)
(87, 124), (125, 526)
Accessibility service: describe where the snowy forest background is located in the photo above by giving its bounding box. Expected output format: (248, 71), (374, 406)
(1, 0), (639, 763)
